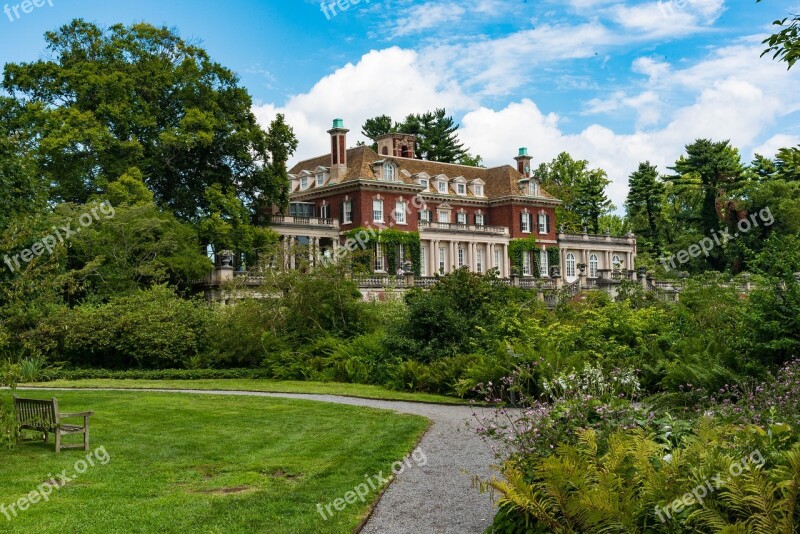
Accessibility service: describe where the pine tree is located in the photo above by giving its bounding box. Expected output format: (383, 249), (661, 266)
(625, 162), (664, 251)
(574, 169), (614, 234)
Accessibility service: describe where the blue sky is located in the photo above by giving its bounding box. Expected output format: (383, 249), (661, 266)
(1, 0), (799, 206)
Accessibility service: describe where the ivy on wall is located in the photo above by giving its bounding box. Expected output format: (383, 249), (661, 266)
(510, 236), (560, 277)
(342, 227), (422, 275)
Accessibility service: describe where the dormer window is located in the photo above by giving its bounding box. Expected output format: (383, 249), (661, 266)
(419, 178), (429, 189)
(316, 173), (325, 187)
(300, 177), (308, 190)
(437, 180), (448, 194)
(456, 183), (466, 196)
(474, 184), (484, 197)
(383, 163), (396, 181)
(528, 181), (539, 196)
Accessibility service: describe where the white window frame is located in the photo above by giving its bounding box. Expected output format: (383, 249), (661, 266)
(523, 252), (532, 276)
(420, 210), (431, 223)
(373, 199), (384, 223)
(529, 181), (538, 196)
(494, 249), (501, 269)
(566, 253), (576, 277)
(475, 213), (485, 226)
(456, 212), (467, 225)
(383, 164), (395, 181)
(458, 247), (464, 268)
(522, 213), (531, 233)
(477, 249), (484, 273)
(343, 201), (352, 224)
(395, 201), (407, 224)
(457, 183), (466, 196)
(438, 247), (446, 273)
(419, 179), (429, 189)
(538, 213), (548, 234)
(420, 247), (427, 276)
(375, 245), (386, 272)
(320, 204), (330, 219)
(438, 210), (450, 224)
(540, 249), (549, 277)
(474, 185), (483, 197)
(316, 173), (325, 187)
(300, 177), (308, 190)
(437, 180), (448, 194)
(589, 254), (599, 278)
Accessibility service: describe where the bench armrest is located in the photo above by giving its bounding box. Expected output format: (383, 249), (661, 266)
(60, 411), (95, 418)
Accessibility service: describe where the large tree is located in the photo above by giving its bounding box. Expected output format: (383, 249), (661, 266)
(759, 0), (800, 68)
(626, 162), (665, 251)
(360, 108), (474, 164)
(3, 19), (296, 221)
(573, 169), (614, 234)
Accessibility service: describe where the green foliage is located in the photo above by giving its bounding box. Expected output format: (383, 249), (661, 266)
(2, 20), (296, 220)
(508, 237), (538, 275)
(759, 0), (800, 69)
(626, 161), (665, 252)
(343, 227), (421, 275)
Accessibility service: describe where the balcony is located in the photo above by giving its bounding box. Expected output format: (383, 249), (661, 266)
(558, 232), (635, 245)
(268, 215), (340, 228)
(418, 221), (509, 236)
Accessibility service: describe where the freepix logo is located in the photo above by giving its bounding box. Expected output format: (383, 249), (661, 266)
(4, 0), (53, 23)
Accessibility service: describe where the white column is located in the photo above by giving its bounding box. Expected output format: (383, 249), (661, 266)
(431, 240), (438, 275)
(470, 242), (477, 272)
(449, 241), (455, 273)
(487, 243), (494, 273)
(503, 243), (511, 277)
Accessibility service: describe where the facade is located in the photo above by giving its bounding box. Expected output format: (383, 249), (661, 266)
(270, 119), (637, 281)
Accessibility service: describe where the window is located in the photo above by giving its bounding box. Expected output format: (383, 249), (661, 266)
(437, 180), (448, 194)
(521, 213), (531, 233)
(456, 212), (467, 225)
(458, 247), (465, 267)
(419, 179), (429, 189)
(373, 199), (384, 222)
(438, 210), (450, 223)
(474, 185), (484, 197)
(383, 164), (395, 181)
(538, 213), (550, 234)
(316, 173), (325, 187)
(523, 252), (532, 275)
(613, 255), (622, 270)
(475, 213), (485, 226)
(477, 249), (484, 273)
(420, 210), (431, 223)
(395, 201), (407, 224)
(540, 249), (549, 277)
(529, 181), (538, 196)
(566, 253), (576, 277)
(375, 245), (386, 272)
(343, 201), (352, 224)
(457, 183), (466, 195)
(320, 204), (330, 219)
(300, 177), (308, 190)
(439, 247), (446, 273)
(589, 254), (599, 278)
(420, 247), (427, 276)
(494, 250), (500, 270)
(289, 202), (314, 217)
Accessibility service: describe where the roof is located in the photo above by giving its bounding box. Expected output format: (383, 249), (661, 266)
(288, 145), (558, 201)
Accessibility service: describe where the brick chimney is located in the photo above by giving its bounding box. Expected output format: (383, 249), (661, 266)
(514, 147), (533, 177)
(328, 118), (349, 182)
(376, 133), (417, 159)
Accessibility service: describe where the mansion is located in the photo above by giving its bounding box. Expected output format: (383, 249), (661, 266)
(268, 119), (637, 284)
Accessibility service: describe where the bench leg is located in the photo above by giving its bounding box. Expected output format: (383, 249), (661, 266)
(83, 422), (90, 452)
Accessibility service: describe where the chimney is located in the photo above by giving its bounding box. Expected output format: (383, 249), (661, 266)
(377, 133), (417, 159)
(328, 118), (349, 182)
(514, 147), (533, 177)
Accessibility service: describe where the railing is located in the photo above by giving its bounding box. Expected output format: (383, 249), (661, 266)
(558, 233), (635, 245)
(418, 221), (509, 236)
(267, 215), (339, 227)
(414, 277), (438, 288)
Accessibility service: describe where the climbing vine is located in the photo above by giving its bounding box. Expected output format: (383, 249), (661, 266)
(342, 227), (422, 275)
(508, 236), (538, 275)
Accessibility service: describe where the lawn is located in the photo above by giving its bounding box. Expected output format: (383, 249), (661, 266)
(23, 379), (466, 404)
(0, 390), (429, 533)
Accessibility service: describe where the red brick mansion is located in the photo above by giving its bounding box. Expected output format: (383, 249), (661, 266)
(269, 119), (637, 284)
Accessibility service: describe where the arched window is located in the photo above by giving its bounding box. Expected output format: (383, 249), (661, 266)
(566, 253), (576, 277)
(589, 254), (599, 278)
(612, 255), (622, 269)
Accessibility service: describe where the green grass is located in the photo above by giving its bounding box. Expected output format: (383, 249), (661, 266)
(0, 390), (429, 533)
(23, 379), (467, 404)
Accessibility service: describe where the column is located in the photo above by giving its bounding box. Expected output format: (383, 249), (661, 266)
(470, 242), (477, 272)
(487, 243), (494, 273)
(449, 241), (455, 273)
(430, 240), (438, 275)
(503, 243), (511, 278)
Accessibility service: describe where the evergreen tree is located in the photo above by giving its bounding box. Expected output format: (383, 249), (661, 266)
(625, 162), (665, 251)
(573, 169), (614, 234)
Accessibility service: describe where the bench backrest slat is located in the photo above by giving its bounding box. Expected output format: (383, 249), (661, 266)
(13, 397), (58, 428)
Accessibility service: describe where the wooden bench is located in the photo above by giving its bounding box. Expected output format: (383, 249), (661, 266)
(13, 397), (94, 453)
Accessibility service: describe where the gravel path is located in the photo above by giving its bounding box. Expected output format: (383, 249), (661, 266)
(20, 387), (499, 534)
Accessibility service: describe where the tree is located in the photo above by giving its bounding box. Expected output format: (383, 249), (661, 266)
(776, 146), (800, 181)
(3, 20), (295, 220)
(573, 169), (614, 234)
(758, 0), (800, 68)
(625, 162), (665, 251)
(360, 108), (469, 163)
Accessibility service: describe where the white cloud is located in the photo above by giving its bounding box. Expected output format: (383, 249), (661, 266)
(753, 134), (800, 158)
